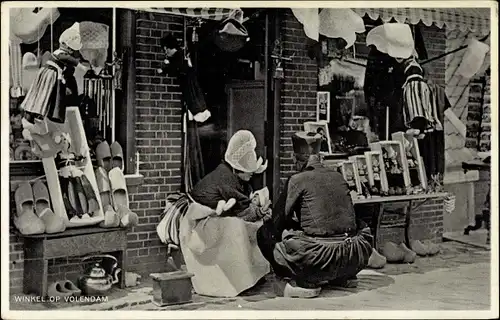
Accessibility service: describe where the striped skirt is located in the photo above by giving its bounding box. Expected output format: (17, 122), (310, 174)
(20, 65), (64, 122)
(402, 77), (443, 132)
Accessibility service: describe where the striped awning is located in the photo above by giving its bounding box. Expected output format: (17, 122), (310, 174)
(135, 7), (238, 20)
(351, 8), (491, 35)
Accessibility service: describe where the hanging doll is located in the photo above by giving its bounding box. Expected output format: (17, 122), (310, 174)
(21, 22), (84, 135)
(402, 56), (443, 139)
(158, 34), (211, 123)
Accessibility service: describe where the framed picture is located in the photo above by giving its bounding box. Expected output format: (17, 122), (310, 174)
(316, 91), (330, 123)
(304, 121), (333, 154)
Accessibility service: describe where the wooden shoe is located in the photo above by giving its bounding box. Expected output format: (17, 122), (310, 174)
(95, 167), (113, 208)
(410, 240), (428, 256)
(283, 282), (321, 298)
(33, 181), (65, 233)
(367, 248), (387, 269)
(399, 243), (417, 263)
(60, 280), (82, 296)
(48, 281), (73, 298)
(77, 174), (99, 216)
(96, 141), (112, 172)
(14, 182), (45, 235)
(381, 241), (404, 263)
(117, 205), (139, 228)
(109, 167), (129, 211)
(423, 241), (440, 256)
(110, 141), (124, 171)
(100, 205), (121, 228)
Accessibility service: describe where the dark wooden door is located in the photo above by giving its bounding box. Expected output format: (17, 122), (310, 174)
(226, 80), (266, 190)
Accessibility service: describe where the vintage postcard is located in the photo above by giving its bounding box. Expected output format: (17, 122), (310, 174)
(1, 1), (498, 319)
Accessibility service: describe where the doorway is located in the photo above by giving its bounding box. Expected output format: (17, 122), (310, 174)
(189, 9), (274, 191)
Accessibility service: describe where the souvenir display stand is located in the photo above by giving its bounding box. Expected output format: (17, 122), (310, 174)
(391, 132), (428, 192)
(43, 107), (105, 228)
(349, 155), (370, 194)
(364, 150), (389, 195)
(370, 140), (412, 195)
(340, 160), (362, 196)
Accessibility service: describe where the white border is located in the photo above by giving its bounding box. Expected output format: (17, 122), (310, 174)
(2, 1), (498, 319)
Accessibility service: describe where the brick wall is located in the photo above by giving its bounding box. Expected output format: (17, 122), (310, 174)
(127, 11), (184, 274)
(279, 9), (318, 189)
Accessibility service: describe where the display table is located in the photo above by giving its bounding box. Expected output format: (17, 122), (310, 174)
(353, 193), (448, 251)
(21, 227), (127, 297)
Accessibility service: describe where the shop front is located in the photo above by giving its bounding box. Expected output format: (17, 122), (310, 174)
(7, 6), (491, 297)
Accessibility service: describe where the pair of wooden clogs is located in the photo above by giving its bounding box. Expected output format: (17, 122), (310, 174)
(409, 239), (441, 257)
(59, 169), (100, 220)
(13, 181), (66, 235)
(94, 141), (138, 228)
(95, 141), (124, 172)
(47, 280), (81, 298)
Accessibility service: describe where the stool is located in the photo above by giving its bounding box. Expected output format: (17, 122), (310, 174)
(150, 271), (194, 307)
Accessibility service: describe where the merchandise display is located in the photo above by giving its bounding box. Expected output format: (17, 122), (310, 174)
(364, 151), (389, 196)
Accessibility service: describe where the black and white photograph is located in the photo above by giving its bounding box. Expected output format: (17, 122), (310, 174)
(316, 91), (330, 122)
(1, 2), (498, 319)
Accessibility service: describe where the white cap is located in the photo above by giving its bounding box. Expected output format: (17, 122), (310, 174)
(225, 130), (267, 174)
(22, 52), (39, 69)
(366, 23), (415, 59)
(59, 22), (82, 51)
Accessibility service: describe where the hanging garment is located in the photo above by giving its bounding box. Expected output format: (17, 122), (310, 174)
(165, 49), (211, 122)
(363, 47), (406, 140)
(21, 49), (80, 123)
(418, 83), (450, 180)
(402, 59), (443, 132)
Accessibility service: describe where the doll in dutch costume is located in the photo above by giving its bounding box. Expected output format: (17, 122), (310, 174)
(21, 22), (83, 137)
(401, 56), (443, 139)
(21, 22), (85, 159)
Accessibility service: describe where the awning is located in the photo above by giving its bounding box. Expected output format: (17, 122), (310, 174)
(132, 7), (238, 20)
(351, 8), (490, 35)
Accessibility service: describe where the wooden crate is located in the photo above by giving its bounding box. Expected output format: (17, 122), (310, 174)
(369, 140), (411, 195)
(364, 151), (389, 195)
(391, 132), (427, 191)
(43, 107), (104, 228)
(340, 160), (362, 196)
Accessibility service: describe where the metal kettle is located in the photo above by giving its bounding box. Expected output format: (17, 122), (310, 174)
(78, 254), (121, 296)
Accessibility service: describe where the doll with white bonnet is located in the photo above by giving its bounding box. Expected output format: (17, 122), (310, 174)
(21, 22), (85, 135)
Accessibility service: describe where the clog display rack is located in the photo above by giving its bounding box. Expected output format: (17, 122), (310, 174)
(42, 107), (105, 228)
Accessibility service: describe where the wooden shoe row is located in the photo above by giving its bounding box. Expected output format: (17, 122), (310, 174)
(94, 141), (138, 228)
(13, 181), (66, 235)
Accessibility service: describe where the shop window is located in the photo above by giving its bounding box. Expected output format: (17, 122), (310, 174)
(9, 8), (134, 175)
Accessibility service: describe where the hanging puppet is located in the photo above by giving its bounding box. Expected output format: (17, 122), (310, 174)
(402, 56), (443, 139)
(157, 34), (211, 123)
(21, 22), (84, 134)
(20, 22), (87, 160)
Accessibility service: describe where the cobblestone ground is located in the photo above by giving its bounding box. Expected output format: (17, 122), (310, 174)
(9, 241), (493, 312)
